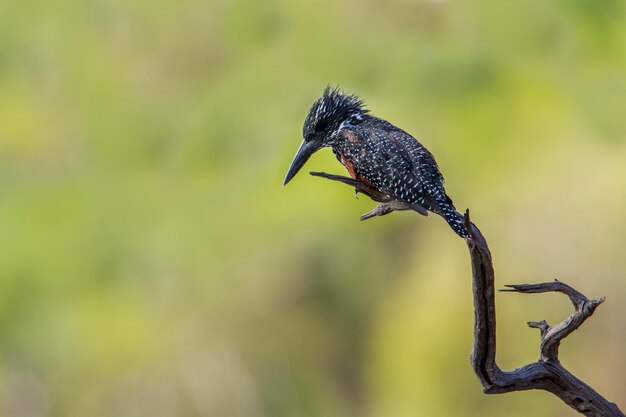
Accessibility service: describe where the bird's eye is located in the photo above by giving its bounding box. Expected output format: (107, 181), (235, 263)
(315, 120), (329, 132)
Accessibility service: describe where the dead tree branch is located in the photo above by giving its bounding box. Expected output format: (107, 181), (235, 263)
(464, 210), (624, 417)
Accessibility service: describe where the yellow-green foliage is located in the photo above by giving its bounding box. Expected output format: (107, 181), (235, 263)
(1, 0), (625, 416)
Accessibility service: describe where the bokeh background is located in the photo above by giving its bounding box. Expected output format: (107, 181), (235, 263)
(1, 0), (625, 416)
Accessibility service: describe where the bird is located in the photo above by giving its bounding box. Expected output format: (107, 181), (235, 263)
(283, 86), (469, 238)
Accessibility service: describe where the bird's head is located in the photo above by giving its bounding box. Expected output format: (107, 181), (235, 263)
(283, 86), (368, 186)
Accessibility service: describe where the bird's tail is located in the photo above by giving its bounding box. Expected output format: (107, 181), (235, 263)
(422, 194), (470, 238)
(439, 204), (470, 238)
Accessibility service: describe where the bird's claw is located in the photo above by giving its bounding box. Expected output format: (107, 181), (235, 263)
(360, 203), (394, 221)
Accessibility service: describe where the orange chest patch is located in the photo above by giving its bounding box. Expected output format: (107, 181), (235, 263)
(340, 154), (358, 179)
(340, 154), (373, 187)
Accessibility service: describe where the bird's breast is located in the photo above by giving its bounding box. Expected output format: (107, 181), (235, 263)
(339, 153), (357, 179)
(339, 153), (373, 188)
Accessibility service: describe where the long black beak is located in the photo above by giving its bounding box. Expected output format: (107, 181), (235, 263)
(283, 140), (320, 186)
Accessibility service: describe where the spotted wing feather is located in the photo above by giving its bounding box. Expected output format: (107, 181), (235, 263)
(342, 122), (468, 237)
(341, 126), (430, 216)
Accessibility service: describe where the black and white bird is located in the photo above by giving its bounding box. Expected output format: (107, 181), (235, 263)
(283, 86), (469, 238)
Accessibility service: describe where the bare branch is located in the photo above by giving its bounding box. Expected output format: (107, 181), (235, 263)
(503, 281), (605, 362)
(463, 210), (624, 417)
(502, 280), (589, 309)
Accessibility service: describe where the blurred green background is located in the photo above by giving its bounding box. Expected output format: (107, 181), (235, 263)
(1, 0), (625, 416)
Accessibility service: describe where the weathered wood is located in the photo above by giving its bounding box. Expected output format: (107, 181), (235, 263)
(464, 211), (624, 417)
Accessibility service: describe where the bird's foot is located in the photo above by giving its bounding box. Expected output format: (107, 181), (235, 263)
(360, 203), (395, 221)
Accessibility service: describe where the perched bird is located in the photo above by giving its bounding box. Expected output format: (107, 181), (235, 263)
(283, 86), (469, 238)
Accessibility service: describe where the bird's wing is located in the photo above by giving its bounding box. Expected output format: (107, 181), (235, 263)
(354, 123), (468, 237)
(410, 148), (456, 211)
(350, 128), (430, 216)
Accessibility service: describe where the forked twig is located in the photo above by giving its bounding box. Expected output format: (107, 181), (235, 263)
(464, 210), (623, 417)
